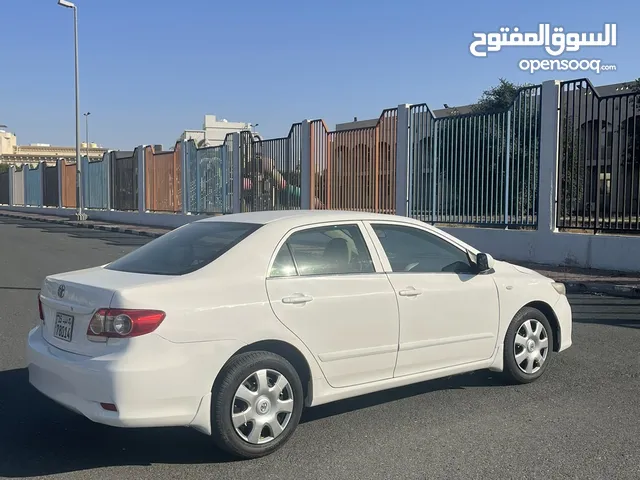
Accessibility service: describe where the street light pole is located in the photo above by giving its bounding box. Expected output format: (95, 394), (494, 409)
(58, 0), (86, 220)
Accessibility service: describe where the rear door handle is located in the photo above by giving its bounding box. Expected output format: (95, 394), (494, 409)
(282, 294), (314, 305)
(398, 287), (422, 297)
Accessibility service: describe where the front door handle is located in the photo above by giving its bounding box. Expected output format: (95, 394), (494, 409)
(282, 294), (314, 305)
(398, 287), (422, 297)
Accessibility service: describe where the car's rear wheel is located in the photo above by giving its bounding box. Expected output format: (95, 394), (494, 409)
(211, 351), (304, 459)
(503, 307), (553, 384)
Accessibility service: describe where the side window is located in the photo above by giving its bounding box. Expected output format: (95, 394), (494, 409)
(279, 224), (375, 276)
(371, 224), (473, 274)
(269, 244), (298, 278)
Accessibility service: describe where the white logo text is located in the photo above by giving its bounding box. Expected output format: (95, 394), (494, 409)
(469, 23), (617, 58)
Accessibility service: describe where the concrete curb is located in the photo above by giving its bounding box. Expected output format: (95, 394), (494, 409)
(0, 212), (167, 238)
(564, 281), (640, 299)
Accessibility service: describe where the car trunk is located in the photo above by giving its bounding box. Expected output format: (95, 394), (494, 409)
(39, 266), (171, 357)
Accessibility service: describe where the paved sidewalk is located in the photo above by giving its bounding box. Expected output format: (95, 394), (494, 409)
(517, 262), (640, 298)
(1, 210), (639, 298)
(0, 210), (171, 238)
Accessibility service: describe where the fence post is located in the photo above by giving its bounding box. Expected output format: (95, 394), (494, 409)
(300, 120), (312, 210)
(232, 132), (241, 214)
(538, 80), (561, 234)
(221, 139), (229, 213)
(395, 104), (411, 217)
(504, 111), (512, 226)
(137, 146), (146, 213)
(195, 144), (201, 213)
(57, 160), (63, 208)
(105, 151), (112, 210)
(431, 124), (438, 224)
(38, 161), (44, 208)
(23, 164), (28, 207)
(181, 140), (190, 214)
(8, 165), (14, 207)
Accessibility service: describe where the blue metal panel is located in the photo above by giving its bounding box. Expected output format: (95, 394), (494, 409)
(24, 164), (43, 207)
(82, 156), (109, 209)
(196, 145), (227, 214)
(408, 84), (541, 228)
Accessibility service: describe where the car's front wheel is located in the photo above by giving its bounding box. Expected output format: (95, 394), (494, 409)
(503, 307), (554, 384)
(211, 351), (304, 459)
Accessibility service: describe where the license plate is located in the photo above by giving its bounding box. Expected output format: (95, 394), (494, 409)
(54, 313), (74, 342)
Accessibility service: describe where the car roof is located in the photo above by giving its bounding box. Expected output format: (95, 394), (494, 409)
(197, 209), (418, 226)
(196, 209), (481, 254)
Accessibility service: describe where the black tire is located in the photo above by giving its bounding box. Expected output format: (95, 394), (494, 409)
(211, 351), (304, 459)
(503, 307), (554, 384)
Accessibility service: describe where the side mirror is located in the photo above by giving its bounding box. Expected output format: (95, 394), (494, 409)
(476, 252), (495, 272)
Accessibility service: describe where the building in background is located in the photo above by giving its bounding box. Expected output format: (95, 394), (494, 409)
(177, 114), (259, 147)
(0, 129), (107, 164)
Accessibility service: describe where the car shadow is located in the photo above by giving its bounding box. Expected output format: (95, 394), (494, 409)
(300, 369), (507, 423)
(0, 367), (506, 477)
(569, 294), (640, 329)
(0, 217), (151, 247)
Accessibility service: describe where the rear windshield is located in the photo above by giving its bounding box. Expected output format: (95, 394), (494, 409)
(105, 221), (261, 275)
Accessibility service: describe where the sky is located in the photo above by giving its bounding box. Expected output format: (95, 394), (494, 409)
(1, 0), (638, 150)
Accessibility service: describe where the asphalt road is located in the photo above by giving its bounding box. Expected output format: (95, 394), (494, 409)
(1, 216), (639, 480)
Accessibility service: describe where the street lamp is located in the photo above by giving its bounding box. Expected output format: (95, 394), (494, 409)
(84, 112), (90, 157)
(58, 0), (86, 220)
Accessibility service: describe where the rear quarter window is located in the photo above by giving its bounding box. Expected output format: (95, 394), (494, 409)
(105, 221), (261, 275)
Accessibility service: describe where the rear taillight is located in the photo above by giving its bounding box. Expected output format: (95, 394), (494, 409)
(87, 309), (166, 340)
(38, 295), (44, 322)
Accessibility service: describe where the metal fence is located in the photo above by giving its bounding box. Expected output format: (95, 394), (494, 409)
(111, 151), (138, 211)
(558, 78), (640, 232)
(1, 77), (639, 237)
(241, 124), (303, 212)
(196, 144), (227, 214)
(309, 119), (329, 209)
(185, 136), (233, 214)
(24, 164), (43, 207)
(0, 171), (8, 205)
(310, 109), (398, 213)
(145, 145), (182, 213)
(12, 166), (25, 206)
(60, 161), (77, 208)
(43, 164), (59, 207)
(83, 155), (109, 210)
(409, 85), (541, 227)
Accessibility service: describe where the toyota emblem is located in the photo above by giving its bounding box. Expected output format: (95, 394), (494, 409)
(57, 285), (66, 298)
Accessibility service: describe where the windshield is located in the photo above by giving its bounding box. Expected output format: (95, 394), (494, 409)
(105, 221), (262, 275)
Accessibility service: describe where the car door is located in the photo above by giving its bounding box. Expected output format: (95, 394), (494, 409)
(265, 222), (400, 389)
(363, 221), (500, 378)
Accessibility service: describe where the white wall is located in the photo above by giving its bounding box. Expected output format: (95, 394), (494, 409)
(2, 205), (639, 273)
(0, 131), (17, 155)
(203, 115), (252, 146)
(440, 226), (640, 272)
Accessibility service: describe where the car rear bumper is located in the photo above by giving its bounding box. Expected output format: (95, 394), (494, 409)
(26, 325), (238, 430)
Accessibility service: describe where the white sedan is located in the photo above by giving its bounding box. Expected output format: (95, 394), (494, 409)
(27, 210), (572, 458)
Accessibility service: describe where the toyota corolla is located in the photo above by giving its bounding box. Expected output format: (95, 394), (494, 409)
(27, 210), (572, 459)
